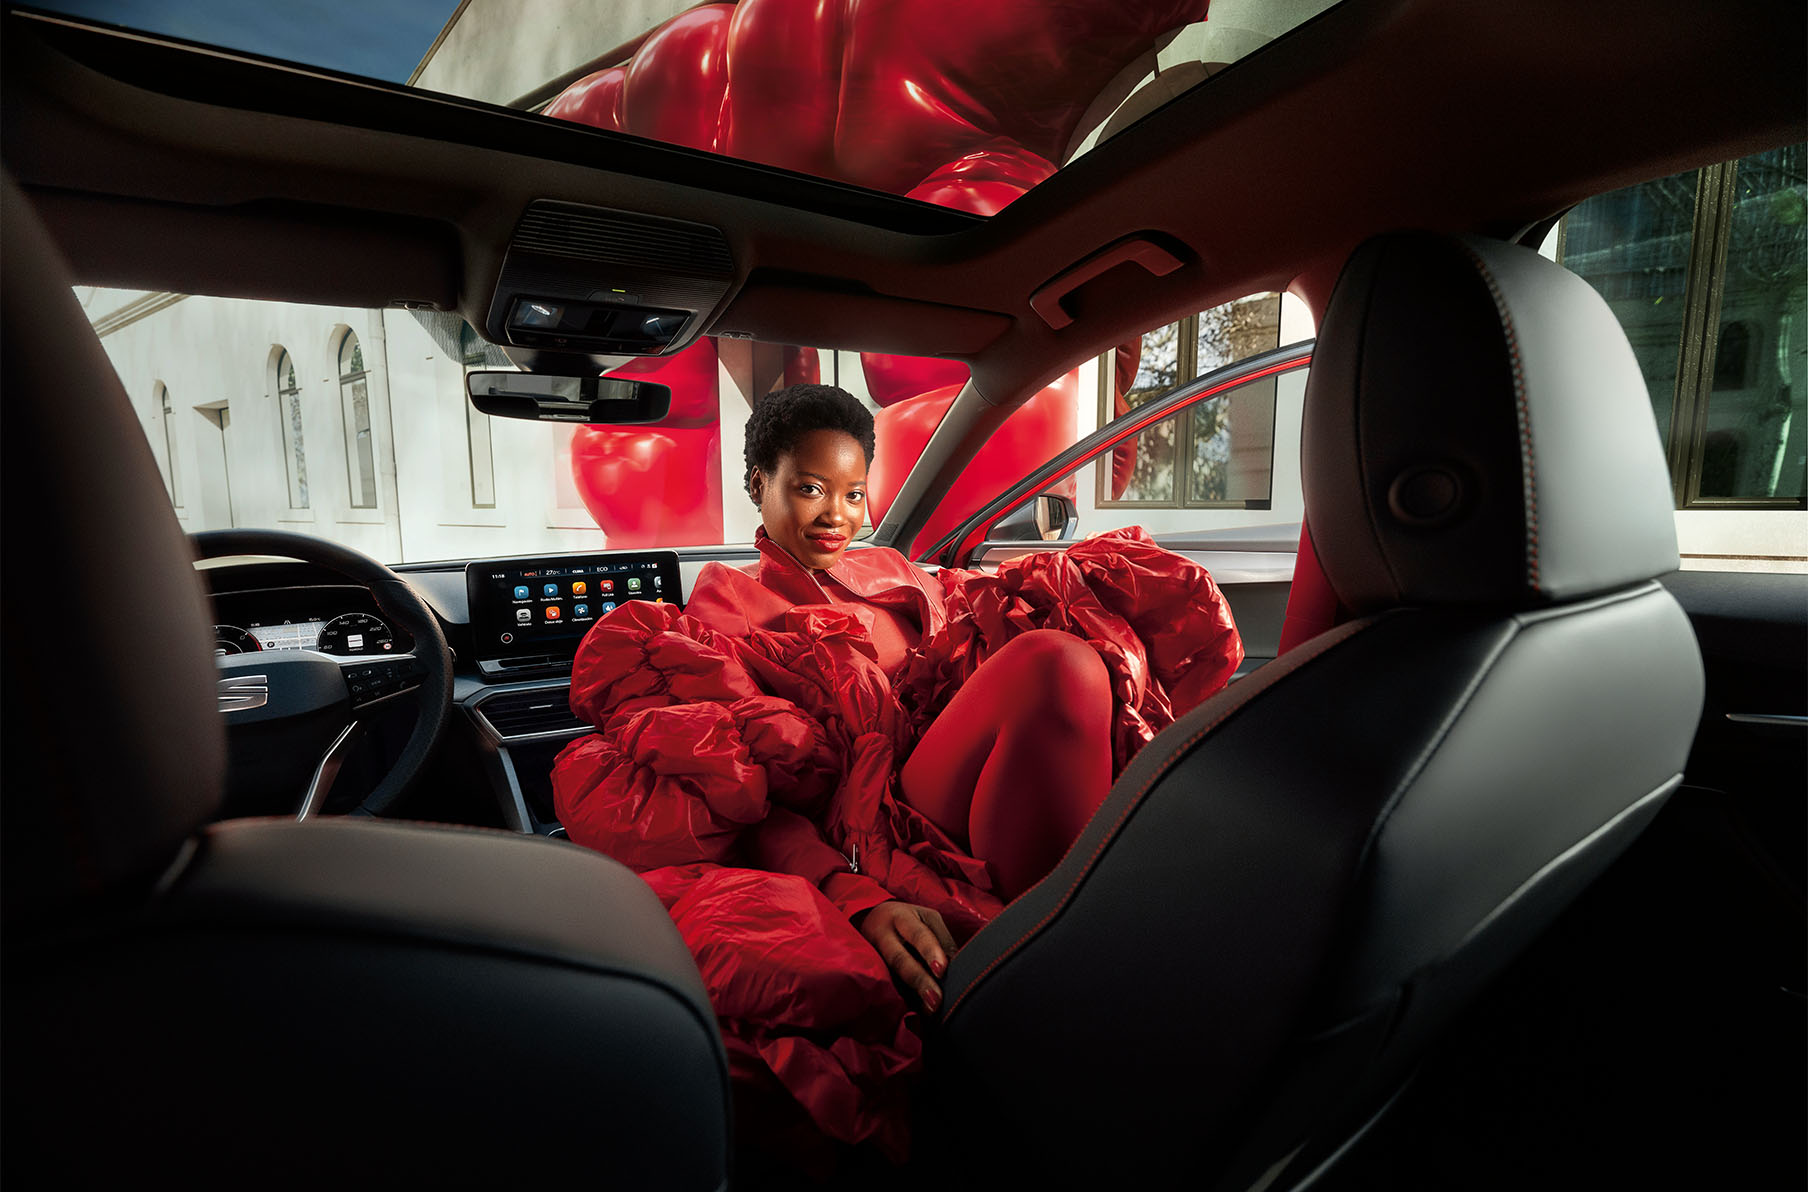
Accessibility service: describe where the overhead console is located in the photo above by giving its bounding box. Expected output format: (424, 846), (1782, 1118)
(484, 201), (735, 361)
(465, 550), (683, 679)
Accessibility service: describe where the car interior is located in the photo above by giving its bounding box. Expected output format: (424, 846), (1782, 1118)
(2, 0), (1803, 1188)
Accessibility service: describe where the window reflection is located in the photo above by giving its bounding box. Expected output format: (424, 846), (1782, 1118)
(1559, 169), (1697, 446)
(1697, 145), (1806, 502)
(1560, 143), (1806, 508)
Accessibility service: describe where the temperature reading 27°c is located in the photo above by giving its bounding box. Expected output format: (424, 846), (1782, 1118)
(316, 612), (394, 656)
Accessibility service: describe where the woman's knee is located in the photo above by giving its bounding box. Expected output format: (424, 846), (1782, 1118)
(997, 630), (1110, 707)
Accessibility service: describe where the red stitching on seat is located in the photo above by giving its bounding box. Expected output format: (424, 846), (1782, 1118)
(944, 618), (1370, 1017)
(1462, 245), (1541, 594)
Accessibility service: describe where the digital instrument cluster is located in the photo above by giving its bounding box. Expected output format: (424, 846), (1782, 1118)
(210, 587), (404, 658)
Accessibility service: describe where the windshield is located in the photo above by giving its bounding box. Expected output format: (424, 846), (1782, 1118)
(86, 284), (1312, 565)
(31, 0), (1341, 218)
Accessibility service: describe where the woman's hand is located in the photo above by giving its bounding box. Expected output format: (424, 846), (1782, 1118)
(859, 901), (956, 1013)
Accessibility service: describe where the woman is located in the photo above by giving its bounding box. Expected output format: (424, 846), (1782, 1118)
(553, 383), (1241, 1155)
(689, 383), (1122, 1010)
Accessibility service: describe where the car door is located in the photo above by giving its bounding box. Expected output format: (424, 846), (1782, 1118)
(924, 338), (1314, 676)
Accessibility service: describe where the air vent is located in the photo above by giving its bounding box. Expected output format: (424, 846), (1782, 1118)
(512, 203), (733, 275)
(473, 688), (589, 739)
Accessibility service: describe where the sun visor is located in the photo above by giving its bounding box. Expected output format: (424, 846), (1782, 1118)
(484, 200), (736, 360)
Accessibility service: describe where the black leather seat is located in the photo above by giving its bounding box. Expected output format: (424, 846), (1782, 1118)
(928, 231), (1706, 1190)
(0, 178), (731, 1189)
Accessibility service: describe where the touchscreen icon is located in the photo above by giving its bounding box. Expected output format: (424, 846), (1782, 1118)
(543, 583), (559, 598)
(544, 606), (561, 620)
(627, 577), (642, 593)
(512, 585), (529, 600)
(599, 579), (614, 593)
(515, 608), (531, 624)
(601, 601), (616, 613)
(573, 604), (589, 617)
(571, 581), (587, 596)
(654, 576), (662, 590)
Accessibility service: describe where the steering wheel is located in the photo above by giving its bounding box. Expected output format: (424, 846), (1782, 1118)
(192, 529), (454, 818)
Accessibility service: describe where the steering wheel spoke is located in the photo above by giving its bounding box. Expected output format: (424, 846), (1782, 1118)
(297, 720), (363, 820)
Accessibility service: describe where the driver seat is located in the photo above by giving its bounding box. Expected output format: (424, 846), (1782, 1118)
(0, 181), (732, 1187)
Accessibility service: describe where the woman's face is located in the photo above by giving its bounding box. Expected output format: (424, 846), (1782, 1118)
(751, 428), (868, 571)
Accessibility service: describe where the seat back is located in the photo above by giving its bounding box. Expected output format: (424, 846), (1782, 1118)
(1, 178), (732, 1189)
(932, 231), (1703, 1189)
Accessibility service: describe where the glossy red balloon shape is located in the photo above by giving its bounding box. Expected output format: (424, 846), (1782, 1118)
(859, 353), (969, 408)
(902, 140), (1058, 214)
(784, 345), (821, 388)
(1110, 338), (1142, 501)
(866, 368), (1079, 558)
(831, 0), (1210, 195)
(722, 0), (844, 178)
(572, 338), (726, 544)
(620, 4), (734, 153)
(542, 64), (626, 130)
(571, 423), (724, 548)
(601, 337), (721, 427)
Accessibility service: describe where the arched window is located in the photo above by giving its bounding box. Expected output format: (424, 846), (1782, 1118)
(157, 381), (182, 506)
(273, 347), (308, 508)
(338, 330), (378, 508)
(459, 321), (496, 508)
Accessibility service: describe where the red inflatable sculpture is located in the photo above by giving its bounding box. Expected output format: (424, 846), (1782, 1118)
(549, 0), (1208, 553)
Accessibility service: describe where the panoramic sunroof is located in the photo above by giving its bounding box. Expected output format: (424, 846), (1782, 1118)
(26, 0), (1341, 217)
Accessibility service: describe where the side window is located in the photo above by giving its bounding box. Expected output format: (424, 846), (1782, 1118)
(1100, 293), (1284, 512)
(1557, 142), (1806, 509)
(966, 292), (1308, 555)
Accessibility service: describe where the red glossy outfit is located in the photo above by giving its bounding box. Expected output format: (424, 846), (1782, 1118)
(552, 528), (1242, 1156)
(687, 531), (1118, 901)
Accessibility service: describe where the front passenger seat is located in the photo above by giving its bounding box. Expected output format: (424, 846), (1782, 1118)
(927, 230), (1705, 1190)
(0, 179), (731, 1188)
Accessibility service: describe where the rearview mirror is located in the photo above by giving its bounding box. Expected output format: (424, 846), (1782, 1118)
(465, 372), (672, 425)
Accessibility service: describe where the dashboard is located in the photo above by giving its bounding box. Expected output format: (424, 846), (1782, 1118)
(199, 549), (707, 833)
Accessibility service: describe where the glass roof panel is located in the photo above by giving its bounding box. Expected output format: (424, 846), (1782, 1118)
(27, 0), (1342, 216)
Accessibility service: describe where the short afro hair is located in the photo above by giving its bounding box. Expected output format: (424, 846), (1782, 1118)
(743, 383), (876, 497)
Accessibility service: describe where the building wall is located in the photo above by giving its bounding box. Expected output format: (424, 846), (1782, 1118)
(86, 290), (624, 565)
(410, 0), (697, 105)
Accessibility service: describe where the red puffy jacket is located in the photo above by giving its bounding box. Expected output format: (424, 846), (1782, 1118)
(552, 527), (1241, 1155)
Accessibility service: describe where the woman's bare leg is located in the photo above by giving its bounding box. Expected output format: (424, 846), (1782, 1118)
(900, 629), (1114, 900)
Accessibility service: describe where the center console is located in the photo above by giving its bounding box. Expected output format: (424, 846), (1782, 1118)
(460, 550), (687, 835)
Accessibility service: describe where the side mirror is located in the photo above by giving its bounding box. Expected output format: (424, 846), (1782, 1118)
(465, 372), (672, 425)
(990, 493), (1079, 543)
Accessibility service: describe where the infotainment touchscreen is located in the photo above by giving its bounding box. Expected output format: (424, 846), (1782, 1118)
(465, 551), (683, 664)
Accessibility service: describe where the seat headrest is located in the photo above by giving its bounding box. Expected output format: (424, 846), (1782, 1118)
(1301, 231), (1679, 613)
(1, 175), (224, 924)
